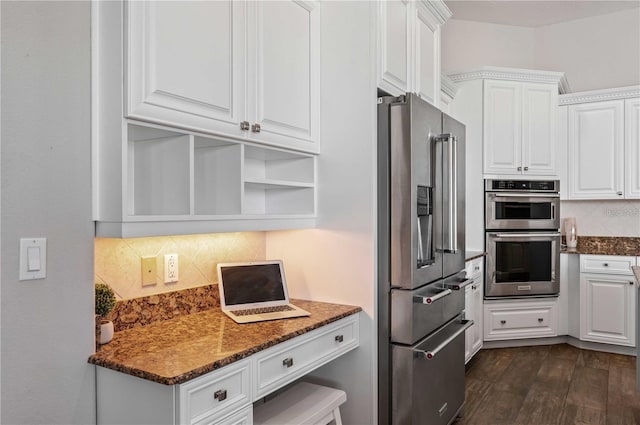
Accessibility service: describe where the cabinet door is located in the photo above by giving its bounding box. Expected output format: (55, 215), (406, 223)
(127, 1), (246, 138)
(483, 80), (522, 175)
(248, 0), (320, 153)
(377, 0), (411, 96)
(580, 274), (635, 346)
(470, 279), (483, 355)
(413, 2), (440, 107)
(567, 100), (624, 199)
(522, 83), (558, 175)
(625, 98), (640, 199)
(464, 284), (473, 363)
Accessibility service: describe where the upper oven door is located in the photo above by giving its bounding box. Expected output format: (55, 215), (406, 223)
(485, 192), (560, 230)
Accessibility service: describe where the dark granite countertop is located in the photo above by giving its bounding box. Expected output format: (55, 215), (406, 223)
(88, 299), (361, 385)
(560, 236), (640, 256)
(466, 250), (486, 262)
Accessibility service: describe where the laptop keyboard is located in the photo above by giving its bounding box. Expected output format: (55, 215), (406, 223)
(232, 305), (295, 316)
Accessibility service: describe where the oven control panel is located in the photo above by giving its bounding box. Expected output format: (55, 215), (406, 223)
(486, 179), (559, 192)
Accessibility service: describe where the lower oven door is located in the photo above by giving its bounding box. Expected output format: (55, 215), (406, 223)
(485, 231), (561, 298)
(391, 315), (473, 425)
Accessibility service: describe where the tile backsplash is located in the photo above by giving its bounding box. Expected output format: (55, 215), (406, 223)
(95, 232), (266, 300)
(561, 200), (640, 237)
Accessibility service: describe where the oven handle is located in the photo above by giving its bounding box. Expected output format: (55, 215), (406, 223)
(415, 320), (473, 359)
(491, 233), (561, 238)
(443, 278), (473, 291)
(413, 289), (452, 304)
(489, 193), (560, 198)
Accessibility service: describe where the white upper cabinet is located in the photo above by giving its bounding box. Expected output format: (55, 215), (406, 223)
(567, 100), (624, 199)
(449, 67), (566, 179)
(483, 80), (558, 176)
(376, 0), (450, 105)
(562, 86), (640, 200)
(126, 0), (320, 154)
(625, 98), (640, 198)
(127, 1), (246, 140)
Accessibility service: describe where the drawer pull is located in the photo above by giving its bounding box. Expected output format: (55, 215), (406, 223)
(335, 335), (344, 343)
(214, 389), (227, 402)
(282, 357), (294, 368)
(538, 318), (544, 323)
(500, 320), (506, 325)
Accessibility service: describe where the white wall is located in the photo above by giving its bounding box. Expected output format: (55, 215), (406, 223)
(534, 8), (640, 92)
(1, 2), (95, 424)
(266, 2), (376, 423)
(442, 9), (640, 92)
(441, 19), (535, 73)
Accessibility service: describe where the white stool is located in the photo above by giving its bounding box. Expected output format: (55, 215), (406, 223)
(253, 382), (346, 425)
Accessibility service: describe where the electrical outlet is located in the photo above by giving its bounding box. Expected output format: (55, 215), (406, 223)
(164, 253), (179, 283)
(141, 256), (156, 286)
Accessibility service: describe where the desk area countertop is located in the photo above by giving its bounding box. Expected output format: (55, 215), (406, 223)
(88, 299), (361, 386)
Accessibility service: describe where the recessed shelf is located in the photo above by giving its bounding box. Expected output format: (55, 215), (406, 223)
(128, 124), (190, 216)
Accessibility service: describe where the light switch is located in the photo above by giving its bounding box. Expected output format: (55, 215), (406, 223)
(27, 246), (41, 271)
(19, 238), (47, 281)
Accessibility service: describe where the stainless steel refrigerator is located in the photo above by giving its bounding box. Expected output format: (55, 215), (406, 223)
(377, 93), (471, 425)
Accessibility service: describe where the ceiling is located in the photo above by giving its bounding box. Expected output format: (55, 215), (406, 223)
(445, 0), (640, 27)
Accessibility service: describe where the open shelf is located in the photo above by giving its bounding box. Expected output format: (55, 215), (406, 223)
(128, 125), (190, 216)
(194, 136), (242, 215)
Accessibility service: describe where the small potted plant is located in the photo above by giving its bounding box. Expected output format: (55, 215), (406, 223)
(95, 283), (116, 344)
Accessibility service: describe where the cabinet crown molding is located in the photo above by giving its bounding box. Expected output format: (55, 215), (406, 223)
(418, 0), (453, 25)
(447, 66), (568, 93)
(440, 74), (458, 99)
(559, 85), (640, 105)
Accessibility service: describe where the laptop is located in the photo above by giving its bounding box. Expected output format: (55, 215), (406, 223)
(217, 260), (311, 324)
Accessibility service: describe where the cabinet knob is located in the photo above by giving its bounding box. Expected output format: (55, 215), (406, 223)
(517, 166), (522, 171)
(240, 121), (250, 131)
(630, 281), (635, 286)
(251, 123), (261, 133)
(335, 334), (344, 343)
(282, 357), (294, 368)
(538, 318), (544, 323)
(214, 389), (227, 402)
(524, 166), (529, 171)
(500, 320), (506, 325)
(603, 263), (609, 267)
(617, 192), (623, 196)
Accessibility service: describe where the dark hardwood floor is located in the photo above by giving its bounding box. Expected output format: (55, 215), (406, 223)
(456, 344), (640, 425)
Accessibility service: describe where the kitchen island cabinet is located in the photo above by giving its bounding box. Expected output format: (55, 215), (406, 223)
(90, 300), (360, 425)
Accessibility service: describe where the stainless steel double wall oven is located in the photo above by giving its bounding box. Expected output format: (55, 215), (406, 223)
(378, 94), (471, 425)
(484, 179), (561, 298)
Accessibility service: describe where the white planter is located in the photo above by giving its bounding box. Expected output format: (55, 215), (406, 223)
(99, 320), (114, 344)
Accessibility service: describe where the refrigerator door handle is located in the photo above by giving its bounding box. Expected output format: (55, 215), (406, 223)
(413, 288), (452, 304)
(443, 278), (473, 291)
(436, 133), (458, 254)
(415, 319), (473, 359)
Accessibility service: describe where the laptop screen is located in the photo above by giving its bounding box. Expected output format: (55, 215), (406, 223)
(220, 263), (286, 306)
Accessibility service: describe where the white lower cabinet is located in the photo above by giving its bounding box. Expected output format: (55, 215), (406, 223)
(96, 315), (359, 425)
(464, 257), (483, 363)
(483, 299), (558, 341)
(580, 255), (636, 347)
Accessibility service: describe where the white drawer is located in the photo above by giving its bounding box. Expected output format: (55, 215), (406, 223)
(465, 257), (483, 279)
(207, 406), (253, 425)
(484, 300), (558, 341)
(253, 315), (359, 399)
(179, 359), (251, 425)
(580, 255), (636, 275)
